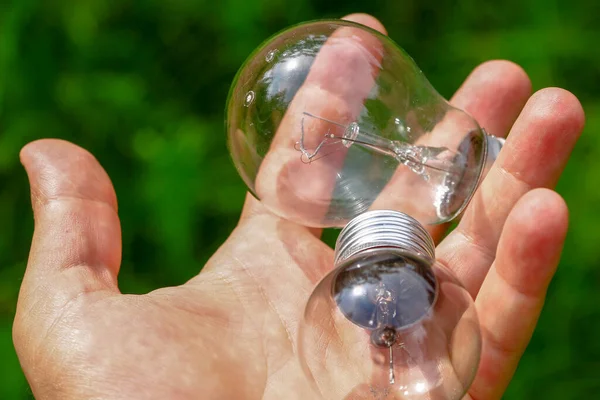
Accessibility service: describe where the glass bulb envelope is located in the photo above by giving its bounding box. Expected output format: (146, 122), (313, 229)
(227, 19), (499, 228)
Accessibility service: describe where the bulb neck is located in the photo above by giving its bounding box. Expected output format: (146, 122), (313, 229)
(334, 210), (435, 266)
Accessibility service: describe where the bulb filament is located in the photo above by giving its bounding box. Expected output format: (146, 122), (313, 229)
(295, 112), (462, 181)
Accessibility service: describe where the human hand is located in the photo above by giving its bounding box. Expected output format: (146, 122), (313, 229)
(13, 14), (584, 400)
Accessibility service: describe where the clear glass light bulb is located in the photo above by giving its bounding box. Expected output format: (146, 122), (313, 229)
(226, 19), (504, 228)
(298, 210), (481, 399)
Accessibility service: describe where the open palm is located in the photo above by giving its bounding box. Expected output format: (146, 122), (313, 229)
(13, 14), (584, 400)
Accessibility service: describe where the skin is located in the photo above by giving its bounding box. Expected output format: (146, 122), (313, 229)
(13, 13), (585, 400)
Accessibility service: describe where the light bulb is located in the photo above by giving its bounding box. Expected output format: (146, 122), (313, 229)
(298, 210), (481, 399)
(226, 19), (504, 228)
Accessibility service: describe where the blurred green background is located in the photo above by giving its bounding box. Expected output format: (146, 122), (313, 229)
(1, 0), (599, 398)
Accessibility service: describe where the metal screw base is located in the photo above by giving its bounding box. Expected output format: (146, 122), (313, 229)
(334, 210), (435, 266)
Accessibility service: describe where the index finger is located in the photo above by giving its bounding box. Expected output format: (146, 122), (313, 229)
(369, 60), (532, 240)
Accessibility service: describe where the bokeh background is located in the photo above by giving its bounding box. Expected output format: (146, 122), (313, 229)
(1, 0), (599, 398)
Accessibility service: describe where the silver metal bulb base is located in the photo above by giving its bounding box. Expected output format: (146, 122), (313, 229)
(334, 210), (436, 266)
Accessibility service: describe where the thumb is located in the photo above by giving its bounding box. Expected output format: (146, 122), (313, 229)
(13, 139), (122, 365)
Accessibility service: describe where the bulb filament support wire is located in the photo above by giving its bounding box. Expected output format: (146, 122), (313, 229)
(294, 112), (459, 179)
(389, 345), (395, 384)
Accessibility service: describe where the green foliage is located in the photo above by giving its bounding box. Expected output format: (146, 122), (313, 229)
(1, 0), (599, 398)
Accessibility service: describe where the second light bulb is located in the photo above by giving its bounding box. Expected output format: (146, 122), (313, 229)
(298, 210), (481, 399)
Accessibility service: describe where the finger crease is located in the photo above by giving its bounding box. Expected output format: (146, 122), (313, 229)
(497, 164), (535, 194)
(480, 322), (519, 361)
